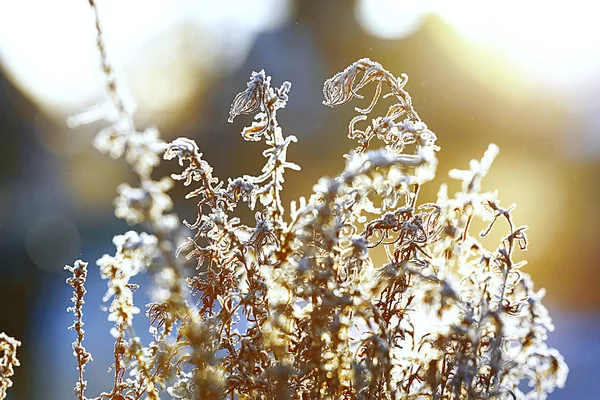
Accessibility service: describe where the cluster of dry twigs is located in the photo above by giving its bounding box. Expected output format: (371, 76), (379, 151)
(0, 2), (571, 400)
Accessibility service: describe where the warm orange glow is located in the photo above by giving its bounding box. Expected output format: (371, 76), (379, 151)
(357, 0), (600, 84)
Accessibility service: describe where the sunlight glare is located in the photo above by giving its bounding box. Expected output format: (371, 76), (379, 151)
(355, 0), (429, 39)
(0, 0), (290, 114)
(356, 0), (600, 84)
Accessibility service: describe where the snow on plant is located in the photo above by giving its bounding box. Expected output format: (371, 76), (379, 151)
(55, 2), (570, 399)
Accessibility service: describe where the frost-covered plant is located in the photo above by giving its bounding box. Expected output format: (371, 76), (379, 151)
(0, 333), (21, 400)
(62, 2), (567, 399)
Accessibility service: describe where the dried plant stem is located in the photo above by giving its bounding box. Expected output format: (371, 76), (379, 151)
(87, 0), (128, 118)
(65, 260), (92, 400)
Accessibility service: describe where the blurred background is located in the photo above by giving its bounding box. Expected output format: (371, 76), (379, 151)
(0, 0), (599, 398)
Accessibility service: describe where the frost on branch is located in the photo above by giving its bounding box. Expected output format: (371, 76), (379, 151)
(324, 58), (437, 158)
(228, 69), (299, 216)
